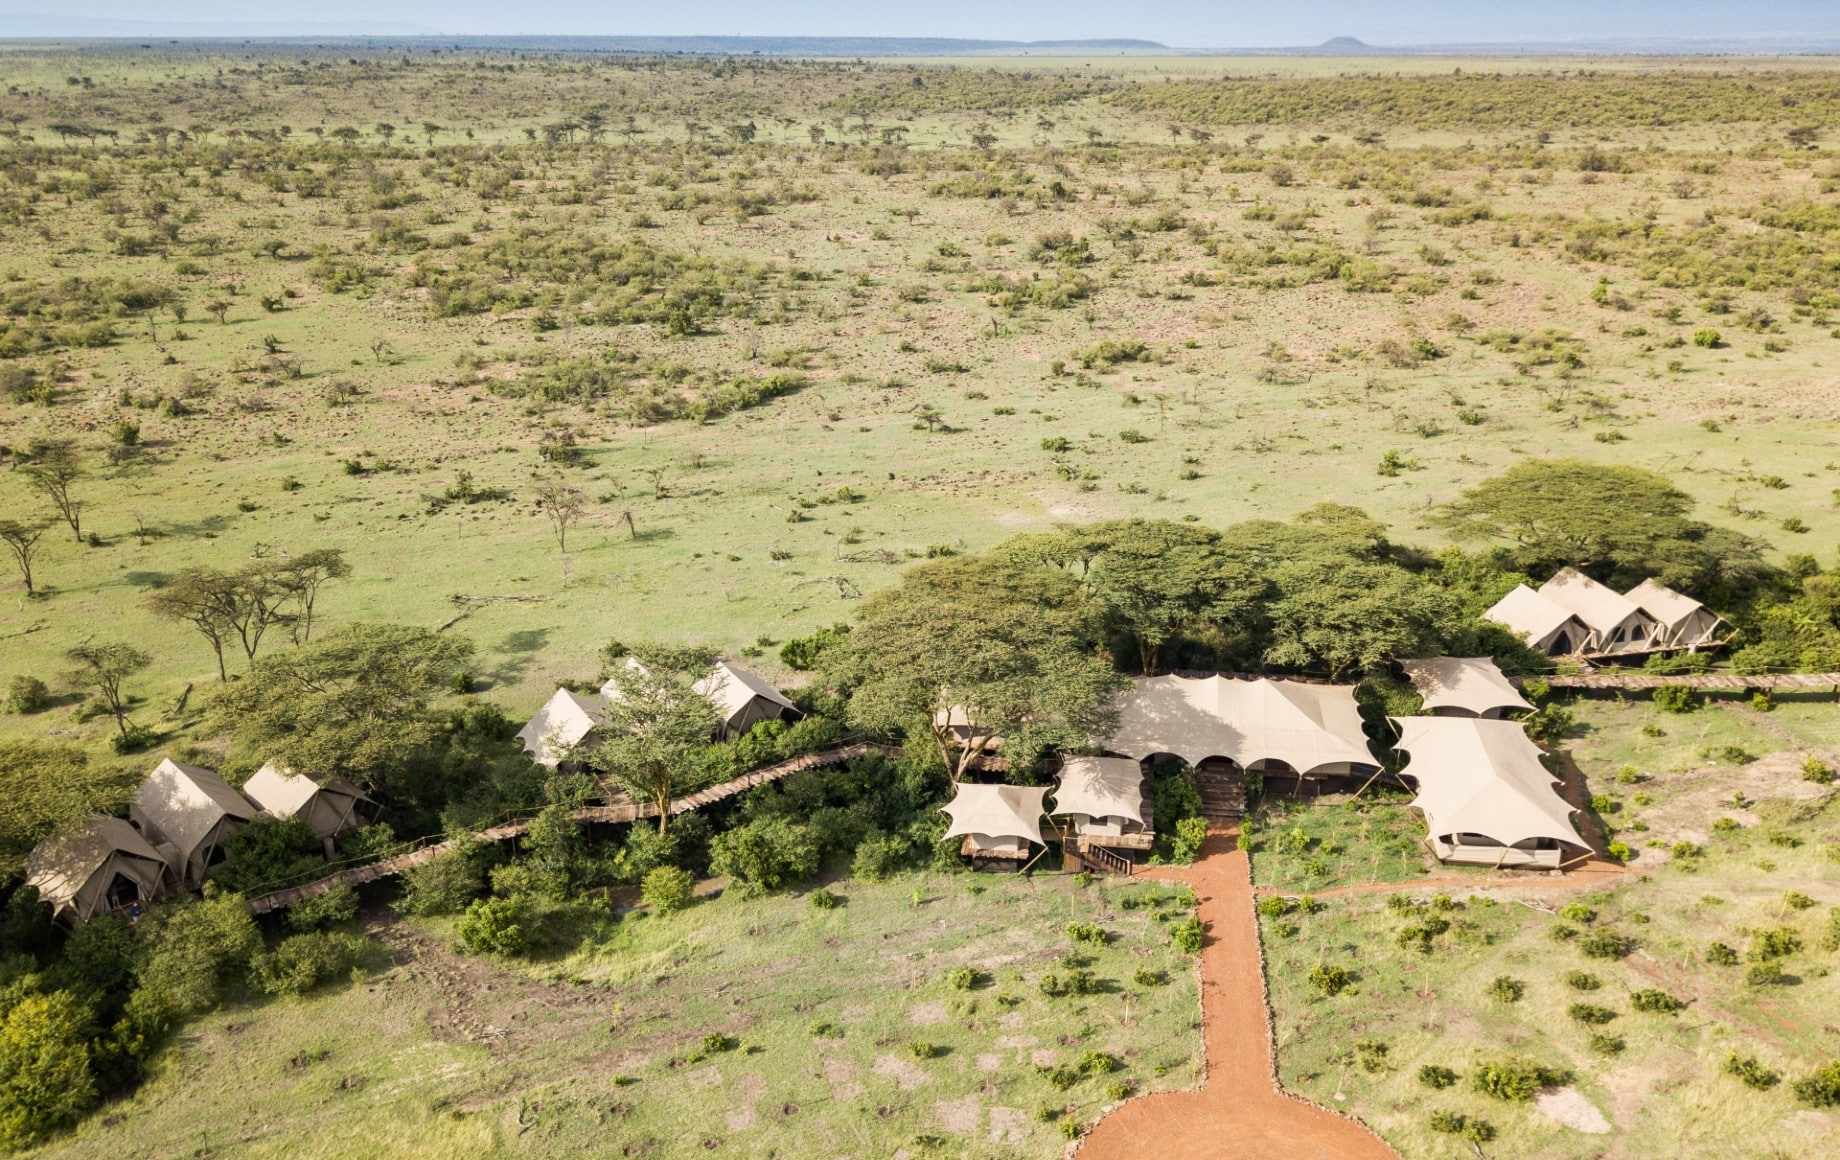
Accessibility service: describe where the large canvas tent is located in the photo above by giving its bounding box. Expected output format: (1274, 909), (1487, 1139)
(1400, 657), (1533, 720)
(1483, 584), (1591, 656)
(516, 688), (607, 768)
(26, 816), (170, 925)
(1107, 675), (1375, 776)
(1051, 756), (1147, 841)
(940, 783), (1049, 857)
(242, 763), (378, 856)
(695, 661), (800, 737)
(1538, 568), (1658, 655)
(129, 758), (256, 889)
(1391, 716), (1584, 868)
(1625, 579), (1725, 650)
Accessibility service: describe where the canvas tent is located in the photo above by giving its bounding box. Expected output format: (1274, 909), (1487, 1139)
(1483, 585), (1591, 656)
(1626, 579), (1725, 651)
(1538, 568), (1658, 655)
(1400, 657), (1533, 720)
(940, 783), (1050, 857)
(243, 762), (377, 856)
(1051, 756), (1146, 840)
(26, 816), (170, 925)
(129, 758), (256, 889)
(695, 661), (800, 737)
(1107, 675), (1376, 776)
(516, 688), (607, 768)
(1392, 716), (1584, 868)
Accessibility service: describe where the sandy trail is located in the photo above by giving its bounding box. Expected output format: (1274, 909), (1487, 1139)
(1077, 832), (1398, 1160)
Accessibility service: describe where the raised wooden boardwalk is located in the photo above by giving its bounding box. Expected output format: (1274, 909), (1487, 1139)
(246, 742), (896, 915)
(1539, 672), (1840, 692)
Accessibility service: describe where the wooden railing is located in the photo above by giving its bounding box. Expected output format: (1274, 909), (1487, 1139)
(1081, 843), (1134, 877)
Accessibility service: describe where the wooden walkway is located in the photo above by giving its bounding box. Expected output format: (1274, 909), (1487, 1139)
(1539, 672), (1840, 692)
(246, 742), (896, 916)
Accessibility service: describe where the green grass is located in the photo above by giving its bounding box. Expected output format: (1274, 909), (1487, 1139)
(1248, 791), (1439, 891)
(33, 870), (1201, 1158)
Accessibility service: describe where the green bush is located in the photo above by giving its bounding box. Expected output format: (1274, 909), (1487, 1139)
(1170, 915), (1205, 954)
(1307, 963), (1352, 996)
(1428, 1110), (1495, 1143)
(1132, 967), (1167, 987)
(1417, 1064), (1458, 1089)
(1472, 1056), (1570, 1101)
(1170, 816), (1208, 863)
(4, 676), (50, 715)
(206, 815), (325, 895)
(1568, 1002), (1617, 1025)
(1563, 970), (1601, 990)
(1556, 901), (1596, 924)
(287, 882), (359, 932)
(850, 831), (914, 881)
(709, 816), (820, 893)
(397, 837), (489, 916)
(945, 967), (983, 991)
(456, 896), (532, 957)
(1653, 684), (1699, 713)
(778, 623), (849, 670)
(1066, 922), (1110, 946)
(1487, 976), (1526, 1003)
(133, 893), (263, 1018)
(1724, 1053), (1781, 1090)
(1706, 941), (1739, 965)
(807, 887), (841, 910)
(1791, 1060), (1840, 1107)
(1746, 961), (1785, 986)
(1255, 896), (1293, 918)
(642, 866), (696, 914)
(1354, 1038), (1389, 1073)
(1749, 927), (1802, 960)
(1692, 328), (1722, 348)
(1802, 757), (1835, 785)
(252, 931), (370, 996)
(1630, 988), (1686, 1013)
(1579, 928), (1631, 959)
(0, 990), (97, 1151)
(1588, 1033), (1625, 1056)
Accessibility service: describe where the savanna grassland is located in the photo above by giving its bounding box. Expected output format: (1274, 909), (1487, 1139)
(6, 44), (1840, 1160)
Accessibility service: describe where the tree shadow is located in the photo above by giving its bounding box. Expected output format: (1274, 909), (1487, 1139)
(480, 628), (552, 690)
(122, 571), (172, 589)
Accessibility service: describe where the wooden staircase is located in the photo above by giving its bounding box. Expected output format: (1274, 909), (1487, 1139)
(1194, 763), (1246, 822)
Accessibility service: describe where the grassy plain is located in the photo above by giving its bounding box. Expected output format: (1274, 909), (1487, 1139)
(33, 870), (1201, 1159)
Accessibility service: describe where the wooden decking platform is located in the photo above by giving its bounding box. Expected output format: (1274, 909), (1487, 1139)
(247, 742), (896, 915)
(1538, 672), (1840, 692)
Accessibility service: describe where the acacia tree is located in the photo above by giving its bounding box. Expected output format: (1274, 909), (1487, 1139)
(20, 441), (85, 543)
(275, 548), (350, 643)
(0, 520), (46, 595)
(824, 557), (1125, 781)
(534, 479), (588, 555)
(146, 568), (238, 681)
(64, 641), (151, 736)
(596, 646), (721, 833)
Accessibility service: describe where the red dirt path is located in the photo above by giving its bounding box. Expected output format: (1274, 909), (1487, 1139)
(1077, 832), (1399, 1160)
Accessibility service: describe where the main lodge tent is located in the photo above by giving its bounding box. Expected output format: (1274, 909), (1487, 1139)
(1483, 585), (1591, 656)
(26, 816), (170, 925)
(1107, 675), (1375, 777)
(1537, 568), (1658, 655)
(242, 763), (378, 856)
(1051, 757), (1146, 837)
(1392, 716), (1584, 868)
(1399, 657), (1533, 720)
(940, 783), (1050, 857)
(516, 688), (607, 768)
(129, 758), (256, 889)
(1626, 579), (1725, 650)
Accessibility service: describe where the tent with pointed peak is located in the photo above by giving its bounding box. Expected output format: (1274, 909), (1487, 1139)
(25, 816), (171, 926)
(129, 758), (256, 888)
(1625, 579), (1725, 650)
(242, 762), (378, 855)
(1483, 584), (1591, 656)
(1106, 675), (1375, 776)
(516, 688), (607, 768)
(1392, 716), (1584, 868)
(695, 661), (800, 737)
(1400, 657), (1533, 719)
(1538, 568), (1657, 655)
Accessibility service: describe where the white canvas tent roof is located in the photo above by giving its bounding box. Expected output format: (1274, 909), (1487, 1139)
(695, 661), (798, 729)
(1483, 585), (1587, 652)
(1107, 675), (1374, 772)
(1400, 657), (1533, 717)
(1050, 757), (1145, 825)
(516, 688), (606, 767)
(940, 783), (1049, 846)
(1626, 579), (1724, 643)
(1392, 717), (1583, 850)
(130, 758), (255, 863)
(1539, 568), (1653, 643)
(242, 762), (375, 841)
(24, 816), (168, 924)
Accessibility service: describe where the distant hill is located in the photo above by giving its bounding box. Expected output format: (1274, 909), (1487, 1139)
(1302, 37), (1382, 54)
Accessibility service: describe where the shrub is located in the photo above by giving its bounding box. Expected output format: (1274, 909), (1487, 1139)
(1791, 1060), (1840, 1107)
(397, 838), (489, 916)
(1170, 916), (1204, 954)
(1568, 1003), (1617, 1025)
(1296, 895), (1325, 915)
(1725, 1053), (1781, 1090)
(709, 816), (820, 893)
(1170, 816), (1208, 862)
(778, 623), (849, 671)
(1473, 1056), (1569, 1101)
(1630, 988), (1686, 1014)
(1078, 1051), (1121, 1075)
(1066, 922), (1110, 946)
(1749, 927), (1802, 960)
(1417, 1064), (1458, 1089)
(1706, 942), (1740, 966)
(1487, 976), (1526, 1003)
(907, 1040), (939, 1060)
(456, 896), (532, 957)
(1746, 961), (1785, 986)
(1588, 1033), (1625, 1056)
(0, 991), (97, 1150)
(1557, 902), (1596, 924)
(1354, 1038), (1389, 1073)
(1606, 841), (1633, 863)
(252, 931), (370, 997)
(287, 882), (359, 931)
(1783, 890), (1816, 911)
(1653, 684), (1698, 713)
(1132, 967), (1167, 987)
(4, 676), (50, 715)
(807, 887), (841, 910)
(642, 866), (696, 914)
(1564, 970), (1602, 991)
(1307, 963), (1352, 997)
(133, 893), (263, 1017)
(1255, 896), (1293, 919)
(1580, 928), (1631, 959)
(1692, 328), (1723, 348)
(1802, 757), (1835, 785)
(1429, 1110), (1496, 1144)
(945, 968), (983, 991)
(850, 831), (912, 881)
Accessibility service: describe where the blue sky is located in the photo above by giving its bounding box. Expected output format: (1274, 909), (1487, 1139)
(12, 1), (1840, 45)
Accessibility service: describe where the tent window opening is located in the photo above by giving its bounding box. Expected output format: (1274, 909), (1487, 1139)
(1451, 832), (1505, 848)
(206, 843), (229, 867)
(1551, 632), (1572, 653)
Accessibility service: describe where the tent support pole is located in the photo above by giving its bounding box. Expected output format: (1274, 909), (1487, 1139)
(1351, 767), (1387, 801)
